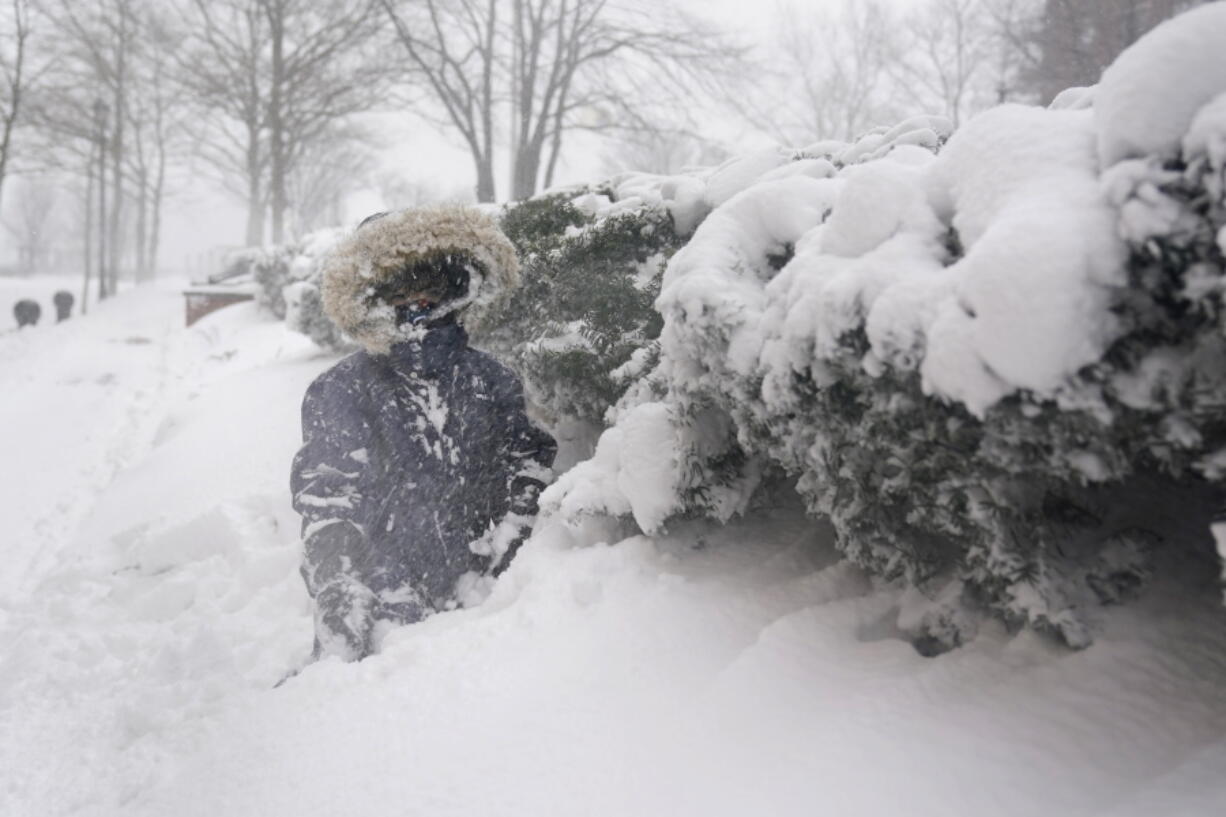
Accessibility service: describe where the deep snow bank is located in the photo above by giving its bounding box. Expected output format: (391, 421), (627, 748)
(0, 281), (183, 605)
(1, 282), (1225, 817)
(0, 293), (331, 813)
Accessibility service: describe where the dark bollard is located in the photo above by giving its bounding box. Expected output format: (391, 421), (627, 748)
(13, 299), (41, 329)
(53, 291), (74, 322)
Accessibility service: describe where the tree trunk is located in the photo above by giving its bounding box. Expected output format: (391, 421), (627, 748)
(476, 153), (496, 203)
(108, 125), (123, 294)
(0, 0), (26, 213)
(267, 0), (287, 243)
(245, 142), (264, 246)
(0, 99), (17, 212)
(149, 136), (166, 278)
(478, 0), (496, 203)
(512, 143), (541, 200)
(135, 167), (149, 281)
(97, 124), (109, 300)
(109, 11), (128, 295)
(543, 128), (562, 191)
(542, 75), (572, 191)
(82, 149), (94, 314)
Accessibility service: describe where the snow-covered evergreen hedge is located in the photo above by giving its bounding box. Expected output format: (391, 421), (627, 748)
(541, 4), (1226, 652)
(248, 229), (351, 352)
(472, 189), (685, 430)
(250, 246), (297, 320)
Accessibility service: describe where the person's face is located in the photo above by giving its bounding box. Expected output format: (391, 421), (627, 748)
(384, 281), (450, 327)
(386, 288), (442, 308)
(374, 259), (470, 321)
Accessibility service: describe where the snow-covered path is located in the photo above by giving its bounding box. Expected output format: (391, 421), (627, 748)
(2, 287), (1226, 817)
(0, 284), (183, 604)
(0, 286), (331, 814)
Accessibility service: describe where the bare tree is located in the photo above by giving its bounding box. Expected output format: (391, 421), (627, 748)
(509, 0), (576, 200)
(994, 0), (1201, 104)
(124, 8), (187, 280)
(893, 0), (995, 128)
(983, 0), (1041, 102)
(747, 0), (902, 146)
(106, 1), (131, 293)
(599, 127), (726, 176)
(376, 170), (471, 211)
(508, 0), (738, 198)
(36, 0), (145, 297)
(285, 124), (377, 235)
(258, 0), (386, 242)
(180, 0), (270, 246)
(379, 0), (499, 202)
(380, 0), (741, 202)
(0, 0), (32, 209)
(25, 0), (195, 295)
(183, 0), (387, 245)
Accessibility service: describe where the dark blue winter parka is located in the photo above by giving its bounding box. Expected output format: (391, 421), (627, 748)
(291, 206), (556, 661)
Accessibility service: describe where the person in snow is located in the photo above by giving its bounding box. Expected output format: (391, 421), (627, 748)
(291, 205), (557, 662)
(13, 299), (40, 328)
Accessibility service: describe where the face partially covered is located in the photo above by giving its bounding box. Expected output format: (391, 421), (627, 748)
(385, 287), (446, 325)
(371, 255), (472, 329)
(386, 289), (445, 308)
(322, 205), (520, 354)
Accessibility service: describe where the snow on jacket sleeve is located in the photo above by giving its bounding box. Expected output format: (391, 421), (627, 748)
(501, 375), (557, 517)
(468, 358), (558, 572)
(290, 368), (377, 597)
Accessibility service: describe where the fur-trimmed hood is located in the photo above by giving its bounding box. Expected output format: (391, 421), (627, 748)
(321, 205), (519, 354)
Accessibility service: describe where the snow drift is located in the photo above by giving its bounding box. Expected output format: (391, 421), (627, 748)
(3, 284), (1225, 817)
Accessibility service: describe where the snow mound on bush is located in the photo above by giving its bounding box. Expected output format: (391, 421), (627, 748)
(647, 102), (1125, 421)
(924, 105), (1125, 411)
(1096, 1), (1226, 166)
(659, 175), (841, 387)
(588, 116), (953, 248)
(541, 401), (680, 532)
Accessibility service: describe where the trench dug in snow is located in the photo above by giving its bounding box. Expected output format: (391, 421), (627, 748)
(1, 286), (1225, 817)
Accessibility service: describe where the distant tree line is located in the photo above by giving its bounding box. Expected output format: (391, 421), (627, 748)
(746, 0), (1206, 146)
(0, 0), (739, 308)
(1010, 0), (1204, 103)
(0, 0), (1204, 309)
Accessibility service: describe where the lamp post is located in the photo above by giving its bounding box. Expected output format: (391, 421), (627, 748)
(93, 98), (109, 300)
(81, 118), (96, 315)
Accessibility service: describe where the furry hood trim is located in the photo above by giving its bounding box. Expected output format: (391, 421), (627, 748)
(321, 205), (520, 354)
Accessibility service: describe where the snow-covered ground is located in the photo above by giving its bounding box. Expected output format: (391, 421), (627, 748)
(1, 284), (1225, 816)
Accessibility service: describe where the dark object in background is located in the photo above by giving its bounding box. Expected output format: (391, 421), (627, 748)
(13, 299), (40, 328)
(53, 291), (74, 322)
